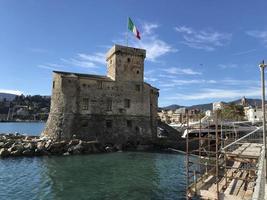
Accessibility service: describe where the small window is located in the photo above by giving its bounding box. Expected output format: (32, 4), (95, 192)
(97, 81), (103, 89)
(136, 70), (139, 74)
(124, 99), (130, 108)
(106, 99), (112, 111)
(127, 58), (131, 63)
(110, 59), (112, 64)
(135, 84), (141, 91)
(81, 120), (88, 127)
(82, 98), (89, 110)
(255, 116), (257, 119)
(53, 81), (55, 89)
(106, 120), (112, 128)
(127, 120), (132, 128)
(68, 80), (71, 83)
(82, 83), (86, 87)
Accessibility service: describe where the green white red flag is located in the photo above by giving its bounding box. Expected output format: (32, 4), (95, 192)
(128, 17), (141, 40)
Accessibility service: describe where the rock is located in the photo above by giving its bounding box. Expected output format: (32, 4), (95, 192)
(63, 152), (70, 156)
(45, 140), (52, 149)
(10, 150), (22, 156)
(0, 148), (10, 157)
(3, 141), (13, 148)
(24, 143), (35, 150)
(37, 142), (45, 151)
(22, 149), (34, 156)
(0, 142), (5, 148)
(8, 143), (24, 153)
(68, 140), (83, 155)
(68, 139), (80, 146)
(114, 144), (122, 151)
(48, 141), (67, 154)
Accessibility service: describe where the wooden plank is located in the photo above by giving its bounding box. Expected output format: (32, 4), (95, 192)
(200, 190), (244, 200)
(242, 181), (255, 200)
(232, 171), (248, 196)
(224, 171), (242, 195)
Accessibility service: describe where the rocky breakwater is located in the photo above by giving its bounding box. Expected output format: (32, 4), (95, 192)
(0, 133), (106, 158)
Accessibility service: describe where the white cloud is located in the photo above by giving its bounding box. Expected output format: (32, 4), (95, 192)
(246, 30), (267, 46)
(138, 38), (177, 61)
(175, 25), (232, 51)
(0, 89), (23, 95)
(159, 79), (216, 87)
(158, 78), (259, 88)
(116, 22), (177, 62)
(169, 88), (260, 100)
(38, 63), (65, 71)
(39, 51), (106, 71)
(77, 52), (106, 65)
(61, 52), (106, 69)
(175, 26), (193, 34)
(218, 64), (238, 69)
(144, 77), (158, 82)
(163, 67), (202, 75)
(221, 79), (260, 86)
(142, 23), (159, 35)
(232, 49), (257, 56)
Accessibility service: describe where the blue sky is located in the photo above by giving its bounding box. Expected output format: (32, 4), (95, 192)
(1, 0), (267, 106)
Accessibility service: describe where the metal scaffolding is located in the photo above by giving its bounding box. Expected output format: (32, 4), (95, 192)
(185, 112), (265, 200)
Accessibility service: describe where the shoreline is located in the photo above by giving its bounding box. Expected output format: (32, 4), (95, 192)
(0, 133), (182, 158)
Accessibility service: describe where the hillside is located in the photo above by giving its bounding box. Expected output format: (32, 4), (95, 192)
(0, 93), (17, 101)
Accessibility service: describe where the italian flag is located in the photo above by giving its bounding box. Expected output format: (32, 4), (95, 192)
(128, 18), (141, 40)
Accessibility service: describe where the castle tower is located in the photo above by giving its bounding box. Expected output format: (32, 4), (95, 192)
(106, 45), (145, 82)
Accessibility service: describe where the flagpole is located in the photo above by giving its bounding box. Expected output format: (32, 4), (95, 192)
(126, 17), (128, 47)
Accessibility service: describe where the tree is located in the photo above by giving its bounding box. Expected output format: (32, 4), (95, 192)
(220, 103), (245, 121)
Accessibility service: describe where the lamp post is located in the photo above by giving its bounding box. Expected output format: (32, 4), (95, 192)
(259, 60), (267, 180)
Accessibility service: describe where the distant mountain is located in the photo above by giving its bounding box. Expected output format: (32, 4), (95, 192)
(0, 93), (17, 101)
(160, 98), (265, 111)
(159, 104), (183, 111)
(188, 103), (213, 111)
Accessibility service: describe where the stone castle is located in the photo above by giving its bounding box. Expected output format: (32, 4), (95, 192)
(42, 45), (159, 146)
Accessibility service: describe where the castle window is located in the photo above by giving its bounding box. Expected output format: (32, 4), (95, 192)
(53, 81), (55, 89)
(81, 120), (88, 127)
(82, 98), (89, 110)
(106, 120), (112, 128)
(127, 58), (131, 63)
(68, 80), (71, 83)
(124, 99), (131, 108)
(135, 84), (141, 91)
(127, 120), (132, 128)
(106, 98), (112, 111)
(136, 70), (139, 74)
(97, 81), (103, 89)
(82, 83), (86, 87)
(110, 59), (112, 64)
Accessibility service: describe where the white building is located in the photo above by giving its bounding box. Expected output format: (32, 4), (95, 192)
(246, 108), (263, 123)
(213, 102), (225, 111)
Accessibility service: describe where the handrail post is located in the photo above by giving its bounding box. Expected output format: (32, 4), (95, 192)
(259, 60), (267, 181)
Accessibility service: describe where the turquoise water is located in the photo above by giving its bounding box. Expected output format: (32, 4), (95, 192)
(0, 123), (187, 200)
(0, 122), (45, 135)
(0, 153), (186, 200)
